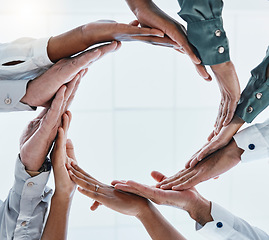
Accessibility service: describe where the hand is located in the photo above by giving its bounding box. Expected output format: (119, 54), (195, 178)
(157, 139), (244, 190)
(20, 86), (66, 171)
(113, 171), (213, 226)
(125, 0), (211, 80)
(51, 111), (77, 198)
(82, 20), (178, 47)
(22, 42), (119, 107)
(185, 115), (245, 168)
(20, 67), (83, 171)
(67, 162), (149, 218)
(210, 61), (241, 135)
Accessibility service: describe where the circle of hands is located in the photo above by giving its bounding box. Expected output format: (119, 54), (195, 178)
(19, 0), (269, 226)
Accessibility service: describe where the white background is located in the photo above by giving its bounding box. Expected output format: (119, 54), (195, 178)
(0, 0), (269, 239)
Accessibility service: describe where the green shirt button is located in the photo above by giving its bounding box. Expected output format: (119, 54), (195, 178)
(218, 46), (225, 54)
(247, 106), (254, 113)
(215, 30), (222, 37)
(255, 93), (262, 99)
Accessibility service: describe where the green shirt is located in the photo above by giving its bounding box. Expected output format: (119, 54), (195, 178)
(177, 0), (230, 65)
(177, 0), (269, 123)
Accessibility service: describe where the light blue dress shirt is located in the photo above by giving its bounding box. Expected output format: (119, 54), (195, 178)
(0, 156), (52, 240)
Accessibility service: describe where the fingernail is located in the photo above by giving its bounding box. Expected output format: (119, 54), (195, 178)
(94, 49), (99, 53)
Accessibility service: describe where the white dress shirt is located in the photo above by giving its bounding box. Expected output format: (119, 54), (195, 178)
(0, 37), (53, 111)
(197, 202), (269, 239)
(0, 156), (52, 240)
(233, 118), (269, 163)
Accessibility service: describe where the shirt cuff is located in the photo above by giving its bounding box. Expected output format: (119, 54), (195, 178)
(32, 37), (53, 67)
(235, 47), (269, 123)
(196, 202), (236, 240)
(0, 80), (34, 111)
(233, 122), (269, 163)
(13, 155), (51, 198)
(186, 17), (230, 65)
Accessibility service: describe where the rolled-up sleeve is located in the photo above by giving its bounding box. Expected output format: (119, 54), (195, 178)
(177, 0), (230, 65)
(235, 47), (269, 123)
(0, 156), (53, 240)
(197, 203), (269, 239)
(0, 37), (53, 112)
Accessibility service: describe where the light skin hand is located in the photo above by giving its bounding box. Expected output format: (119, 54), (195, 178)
(50, 111), (77, 198)
(125, 0), (211, 80)
(41, 113), (76, 240)
(113, 171), (213, 226)
(67, 163), (186, 240)
(19, 66), (84, 172)
(19, 86), (66, 171)
(158, 139), (244, 190)
(67, 162), (149, 217)
(21, 42), (119, 108)
(210, 61), (241, 135)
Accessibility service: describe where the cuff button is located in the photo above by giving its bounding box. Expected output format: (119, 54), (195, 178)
(256, 93), (262, 99)
(216, 222), (223, 228)
(248, 144), (255, 150)
(4, 98), (12, 105)
(215, 30), (222, 37)
(247, 106), (253, 113)
(218, 46), (225, 54)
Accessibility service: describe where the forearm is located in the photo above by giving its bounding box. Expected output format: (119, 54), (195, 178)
(137, 202), (186, 240)
(41, 193), (73, 240)
(47, 26), (87, 62)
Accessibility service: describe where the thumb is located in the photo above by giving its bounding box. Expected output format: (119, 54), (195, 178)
(151, 171), (167, 183)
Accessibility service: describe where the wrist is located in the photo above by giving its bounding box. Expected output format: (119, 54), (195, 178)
(136, 200), (155, 221)
(187, 196), (213, 226)
(53, 188), (75, 202)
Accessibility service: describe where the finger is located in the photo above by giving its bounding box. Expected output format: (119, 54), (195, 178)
(69, 170), (96, 191)
(42, 86), (66, 130)
(62, 113), (70, 137)
(111, 180), (127, 186)
(157, 168), (189, 187)
(71, 49), (102, 71)
(172, 173), (201, 190)
(161, 171), (196, 190)
(151, 171), (167, 183)
(207, 130), (215, 141)
(66, 139), (76, 160)
(196, 142), (221, 162)
(69, 162), (99, 185)
(214, 98), (224, 128)
(64, 73), (80, 107)
(159, 170), (193, 190)
(114, 183), (142, 197)
(78, 187), (107, 203)
(223, 98), (237, 126)
(65, 111), (72, 129)
(126, 35), (176, 48)
(195, 64), (212, 81)
(55, 127), (65, 150)
(114, 41), (122, 51)
(189, 158), (200, 169)
(65, 74), (82, 110)
(216, 98), (228, 134)
(129, 20), (139, 27)
(87, 42), (118, 63)
(90, 201), (102, 211)
(122, 24), (164, 37)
